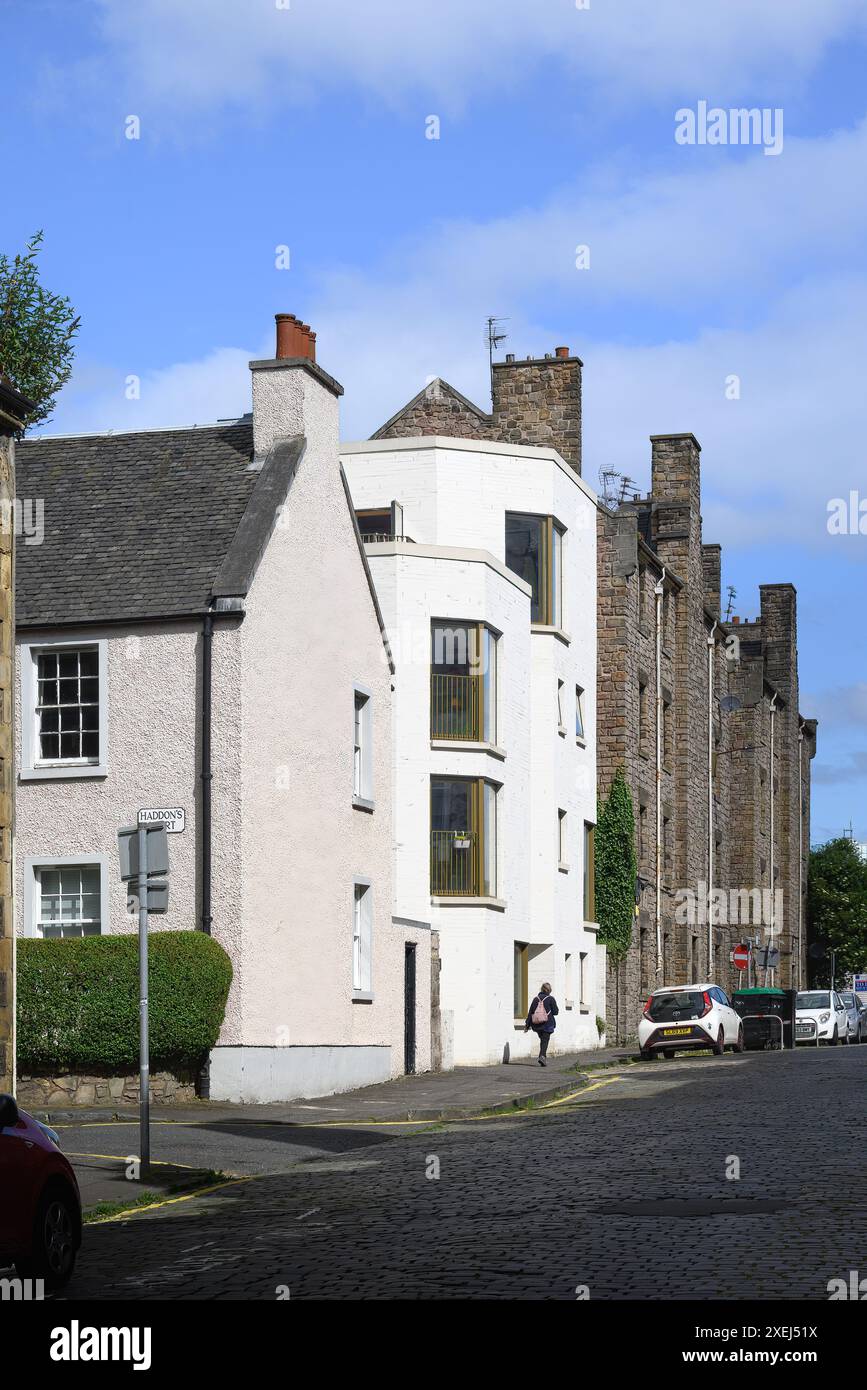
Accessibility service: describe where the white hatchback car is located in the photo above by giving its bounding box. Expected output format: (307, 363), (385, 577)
(638, 983), (744, 1060)
(795, 990), (850, 1045)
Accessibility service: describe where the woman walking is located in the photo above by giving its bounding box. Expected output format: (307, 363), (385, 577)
(525, 982), (558, 1066)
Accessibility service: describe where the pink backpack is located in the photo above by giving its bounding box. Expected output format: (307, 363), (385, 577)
(531, 995), (549, 1025)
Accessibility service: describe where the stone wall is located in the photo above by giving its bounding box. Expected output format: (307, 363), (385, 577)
(17, 1069), (197, 1109)
(373, 378), (491, 441)
(598, 434), (815, 1040)
(491, 352), (582, 474)
(0, 377), (31, 1094)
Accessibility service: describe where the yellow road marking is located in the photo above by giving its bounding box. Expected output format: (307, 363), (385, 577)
(86, 1175), (254, 1225)
(64, 1150), (205, 1169)
(538, 1075), (623, 1107)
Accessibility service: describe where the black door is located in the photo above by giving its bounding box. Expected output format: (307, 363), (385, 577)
(404, 944), (417, 1075)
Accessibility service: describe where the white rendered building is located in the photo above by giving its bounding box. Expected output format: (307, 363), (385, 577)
(342, 430), (604, 1065)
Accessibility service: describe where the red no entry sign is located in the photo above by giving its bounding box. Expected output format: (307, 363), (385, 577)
(732, 944), (751, 970)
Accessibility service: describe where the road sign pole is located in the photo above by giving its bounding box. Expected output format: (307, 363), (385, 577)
(137, 824), (150, 1180)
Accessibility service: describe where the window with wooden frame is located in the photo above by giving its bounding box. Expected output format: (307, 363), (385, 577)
(505, 512), (564, 627)
(583, 822), (596, 922)
(430, 776), (497, 897)
(514, 942), (529, 1020)
(430, 622), (497, 743)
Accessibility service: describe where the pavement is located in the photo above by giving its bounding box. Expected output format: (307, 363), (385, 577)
(35, 1046), (634, 1211)
(57, 1042), (867, 1300)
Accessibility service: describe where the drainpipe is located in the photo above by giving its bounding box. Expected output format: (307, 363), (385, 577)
(798, 720), (804, 990)
(201, 612), (213, 936)
(654, 569), (666, 977)
(707, 624), (716, 979)
(767, 693), (778, 986)
(197, 610), (214, 1100)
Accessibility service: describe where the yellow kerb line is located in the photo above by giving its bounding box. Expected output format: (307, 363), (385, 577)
(86, 1175), (254, 1224)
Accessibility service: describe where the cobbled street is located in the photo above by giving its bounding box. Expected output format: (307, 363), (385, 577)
(63, 1046), (867, 1300)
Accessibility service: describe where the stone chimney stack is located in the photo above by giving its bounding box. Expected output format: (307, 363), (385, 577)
(0, 374), (34, 1096)
(491, 347), (583, 474)
(702, 543), (722, 619)
(250, 313), (342, 463)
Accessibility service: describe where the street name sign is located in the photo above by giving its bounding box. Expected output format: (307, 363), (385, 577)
(138, 806), (185, 834)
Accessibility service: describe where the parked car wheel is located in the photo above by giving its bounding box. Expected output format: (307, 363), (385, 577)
(712, 1027), (725, 1056)
(828, 1027), (839, 1046)
(662, 1050), (674, 1060)
(15, 1186), (78, 1291)
(732, 1025), (745, 1053)
(639, 1048), (653, 1061)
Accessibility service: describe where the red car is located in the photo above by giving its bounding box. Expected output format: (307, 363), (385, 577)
(0, 1093), (81, 1291)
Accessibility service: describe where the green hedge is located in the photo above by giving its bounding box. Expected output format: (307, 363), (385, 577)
(17, 931), (233, 1075)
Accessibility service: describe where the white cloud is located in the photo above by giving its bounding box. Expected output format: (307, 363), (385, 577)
(40, 344), (258, 438)
(47, 117), (867, 556)
(90, 0), (867, 120)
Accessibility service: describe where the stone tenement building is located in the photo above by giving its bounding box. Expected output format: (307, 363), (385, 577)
(598, 441), (817, 1041)
(372, 343), (816, 1044)
(0, 374), (32, 1094)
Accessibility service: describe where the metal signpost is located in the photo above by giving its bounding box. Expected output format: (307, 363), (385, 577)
(118, 821), (170, 1180)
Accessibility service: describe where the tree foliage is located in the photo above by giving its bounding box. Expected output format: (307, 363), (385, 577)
(807, 837), (867, 985)
(595, 766), (637, 963)
(0, 231), (79, 430)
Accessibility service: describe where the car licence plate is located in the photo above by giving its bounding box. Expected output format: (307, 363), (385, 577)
(662, 1027), (691, 1036)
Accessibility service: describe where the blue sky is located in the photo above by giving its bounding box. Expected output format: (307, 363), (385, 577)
(3, 0), (866, 844)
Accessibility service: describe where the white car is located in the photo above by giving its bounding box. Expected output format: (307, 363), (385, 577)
(840, 991), (867, 1043)
(638, 983), (745, 1060)
(795, 990), (850, 1045)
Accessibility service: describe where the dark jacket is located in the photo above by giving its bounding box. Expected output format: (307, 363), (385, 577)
(526, 993), (559, 1034)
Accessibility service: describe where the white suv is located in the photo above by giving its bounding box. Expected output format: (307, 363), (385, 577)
(638, 983), (745, 1060)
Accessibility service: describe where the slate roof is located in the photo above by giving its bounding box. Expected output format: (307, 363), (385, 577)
(16, 419), (258, 627)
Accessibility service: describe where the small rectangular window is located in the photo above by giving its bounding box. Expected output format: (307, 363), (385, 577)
(558, 808), (568, 867)
(355, 509), (392, 542)
(352, 882), (373, 994)
(662, 698), (673, 768)
(638, 681), (648, 758)
(565, 953), (574, 1008)
(431, 622), (497, 743)
(514, 942), (529, 1020)
(505, 513), (565, 627)
(579, 951), (589, 1007)
(353, 688), (373, 803)
(557, 679), (566, 733)
(37, 864), (101, 938)
(36, 647), (100, 764)
(575, 685), (585, 740)
(583, 823), (596, 921)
